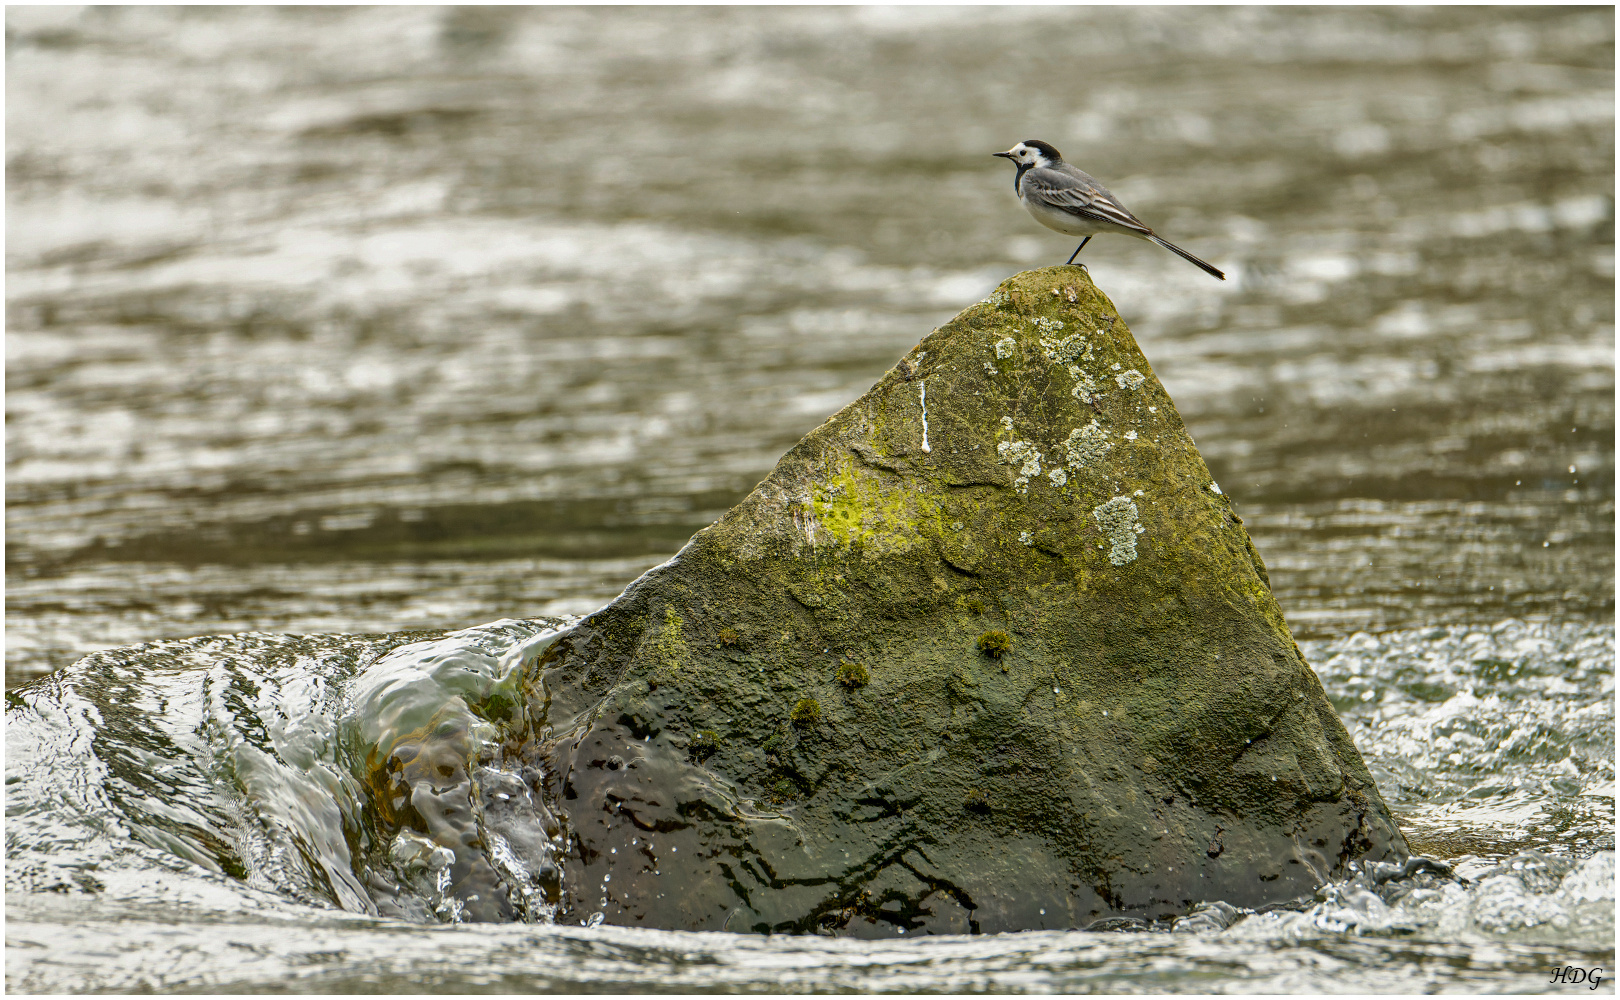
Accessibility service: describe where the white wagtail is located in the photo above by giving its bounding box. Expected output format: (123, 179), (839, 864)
(994, 140), (1225, 280)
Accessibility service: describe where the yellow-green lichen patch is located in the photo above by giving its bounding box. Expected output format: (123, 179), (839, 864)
(811, 457), (941, 555)
(653, 606), (689, 670)
(717, 626), (740, 648)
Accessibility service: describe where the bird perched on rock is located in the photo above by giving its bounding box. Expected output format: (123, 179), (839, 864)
(994, 139), (1225, 280)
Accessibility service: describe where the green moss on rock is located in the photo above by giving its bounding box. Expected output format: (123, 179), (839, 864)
(769, 778), (799, 803)
(976, 630), (1012, 658)
(790, 698), (822, 726)
(689, 729), (722, 761)
(836, 662), (870, 689)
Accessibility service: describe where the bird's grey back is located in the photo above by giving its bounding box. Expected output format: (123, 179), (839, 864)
(1021, 163), (1150, 232)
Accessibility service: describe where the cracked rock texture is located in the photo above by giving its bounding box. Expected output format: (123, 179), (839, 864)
(524, 266), (1407, 934)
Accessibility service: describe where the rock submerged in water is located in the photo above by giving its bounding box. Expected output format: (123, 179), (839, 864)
(522, 266), (1406, 934)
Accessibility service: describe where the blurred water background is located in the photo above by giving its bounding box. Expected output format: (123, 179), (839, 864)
(5, 5), (1613, 993)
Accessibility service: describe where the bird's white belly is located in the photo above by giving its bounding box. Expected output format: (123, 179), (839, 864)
(1019, 191), (1146, 240)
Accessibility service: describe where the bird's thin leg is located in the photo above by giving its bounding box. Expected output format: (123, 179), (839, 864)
(1064, 237), (1092, 266)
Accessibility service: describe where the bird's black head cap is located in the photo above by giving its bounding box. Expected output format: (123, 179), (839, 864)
(1022, 139), (1064, 162)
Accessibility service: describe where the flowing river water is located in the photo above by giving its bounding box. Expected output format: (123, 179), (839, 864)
(5, 6), (1614, 993)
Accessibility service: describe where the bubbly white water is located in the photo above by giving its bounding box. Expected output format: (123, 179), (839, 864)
(5, 873), (1613, 994)
(6, 620), (1613, 993)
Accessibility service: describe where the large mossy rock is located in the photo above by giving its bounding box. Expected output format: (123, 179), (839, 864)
(529, 266), (1406, 934)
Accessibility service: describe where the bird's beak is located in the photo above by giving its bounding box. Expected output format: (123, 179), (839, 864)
(992, 150), (1015, 160)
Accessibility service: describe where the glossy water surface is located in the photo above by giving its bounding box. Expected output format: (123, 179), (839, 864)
(5, 5), (1613, 994)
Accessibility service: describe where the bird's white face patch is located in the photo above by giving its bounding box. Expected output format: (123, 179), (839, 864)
(1002, 144), (1051, 168)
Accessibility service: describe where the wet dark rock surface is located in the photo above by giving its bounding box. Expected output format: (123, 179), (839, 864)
(520, 268), (1408, 933)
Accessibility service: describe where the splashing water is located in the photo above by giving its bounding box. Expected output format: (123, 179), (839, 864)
(6, 618), (1612, 992)
(6, 620), (570, 927)
(1305, 620), (1614, 861)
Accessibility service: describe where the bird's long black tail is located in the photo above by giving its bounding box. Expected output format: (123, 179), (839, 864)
(1147, 234), (1225, 281)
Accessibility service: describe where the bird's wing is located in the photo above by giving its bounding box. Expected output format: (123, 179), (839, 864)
(1023, 167), (1152, 234)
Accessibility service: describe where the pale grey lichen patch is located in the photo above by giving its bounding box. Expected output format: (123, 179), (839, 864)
(1093, 496), (1142, 566)
(1031, 316), (1065, 335)
(983, 361), (999, 375)
(981, 289), (1011, 308)
(1040, 334), (1100, 403)
(1047, 468), (1068, 488)
(1000, 440), (1042, 477)
(1019, 530), (1034, 547)
(1064, 421), (1111, 469)
(1039, 333), (1087, 364)
(1115, 368), (1146, 390)
(1070, 370), (1100, 403)
(997, 438), (1043, 493)
(994, 336), (1017, 359)
(1124, 430), (1138, 441)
